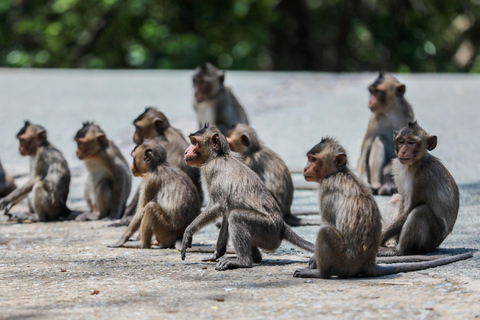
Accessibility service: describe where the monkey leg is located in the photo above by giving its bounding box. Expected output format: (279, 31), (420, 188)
(95, 178), (113, 220)
(0, 176), (16, 198)
(368, 136), (387, 193)
(33, 181), (63, 222)
(382, 194), (402, 233)
(203, 214), (229, 262)
(381, 205), (444, 256)
(139, 202), (178, 249)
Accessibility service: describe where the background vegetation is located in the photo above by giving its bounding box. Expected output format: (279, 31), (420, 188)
(2, 0), (480, 72)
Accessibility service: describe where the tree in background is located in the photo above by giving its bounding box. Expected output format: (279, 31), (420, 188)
(1, 0), (480, 72)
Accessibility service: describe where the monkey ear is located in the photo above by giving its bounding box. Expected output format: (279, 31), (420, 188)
(211, 133), (221, 152)
(154, 118), (164, 133)
(218, 71), (225, 84)
(240, 134), (250, 147)
(395, 84), (406, 97)
(334, 153), (347, 169)
(37, 130), (47, 142)
(426, 135), (437, 151)
(144, 149), (153, 164)
(96, 134), (108, 147)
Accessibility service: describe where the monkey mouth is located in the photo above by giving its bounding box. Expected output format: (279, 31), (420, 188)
(398, 157), (412, 161)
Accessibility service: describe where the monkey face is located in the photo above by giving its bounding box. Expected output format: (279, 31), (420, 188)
(184, 136), (206, 167)
(368, 74), (406, 113)
(304, 149), (346, 182)
(395, 134), (436, 165)
(130, 146), (150, 177)
(192, 75), (214, 103)
(75, 130), (108, 160)
(17, 127), (44, 156)
(225, 132), (248, 155)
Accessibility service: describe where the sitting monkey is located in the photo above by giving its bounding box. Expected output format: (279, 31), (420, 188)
(74, 122), (132, 221)
(109, 140), (201, 249)
(0, 121), (71, 222)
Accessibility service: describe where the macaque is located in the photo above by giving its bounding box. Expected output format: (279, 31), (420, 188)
(116, 108), (203, 226)
(226, 123), (320, 226)
(293, 137), (471, 279)
(379, 121), (460, 256)
(0, 121), (71, 222)
(0, 159), (16, 198)
(181, 125), (315, 271)
(109, 140), (200, 248)
(357, 72), (414, 195)
(74, 122), (132, 221)
(192, 63), (249, 135)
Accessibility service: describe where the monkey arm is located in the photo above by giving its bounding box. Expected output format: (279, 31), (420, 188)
(381, 212), (408, 245)
(122, 183), (141, 218)
(202, 213), (230, 262)
(181, 202), (224, 260)
(109, 204), (145, 248)
(108, 170), (129, 220)
(0, 177), (37, 210)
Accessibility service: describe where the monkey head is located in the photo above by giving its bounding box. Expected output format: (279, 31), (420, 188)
(192, 63), (225, 103)
(132, 107), (171, 145)
(185, 125), (229, 167)
(131, 140), (167, 177)
(394, 121), (437, 166)
(16, 121), (47, 156)
(368, 72), (406, 113)
(304, 137), (347, 182)
(74, 122), (109, 160)
(226, 123), (261, 156)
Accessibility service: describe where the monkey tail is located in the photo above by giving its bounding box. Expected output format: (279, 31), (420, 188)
(282, 223), (315, 253)
(371, 252), (473, 277)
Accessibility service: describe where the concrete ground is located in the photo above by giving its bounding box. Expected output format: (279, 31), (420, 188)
(0, 70), (479, 319)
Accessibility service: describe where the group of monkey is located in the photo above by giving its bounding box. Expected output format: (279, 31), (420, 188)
(0, 63), (473, 278)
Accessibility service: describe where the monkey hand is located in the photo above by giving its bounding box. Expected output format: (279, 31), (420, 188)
(181, 232), (193, 260)
(108, 238), (126, 248)
(0, 198), (8, 210)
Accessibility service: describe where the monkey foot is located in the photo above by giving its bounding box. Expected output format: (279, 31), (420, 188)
(293, 268), (322, 278)
(215, 257), (252, 271)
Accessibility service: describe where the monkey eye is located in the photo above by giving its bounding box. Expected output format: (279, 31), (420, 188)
(407, 139), (415, 145)
(398, 138), (405, 144)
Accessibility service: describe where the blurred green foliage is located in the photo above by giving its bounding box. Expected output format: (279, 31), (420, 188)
(1, 0), (480, 72)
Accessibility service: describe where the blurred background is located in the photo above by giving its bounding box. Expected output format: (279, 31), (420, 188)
(2, 0), (480, 72)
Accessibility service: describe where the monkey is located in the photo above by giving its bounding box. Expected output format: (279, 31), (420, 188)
(109, 140), (201, 249)
(357, 72), (414, 195)
(115, 107), (203, 226)
(0, 121), (71, 222)
(192, 63), (249, 135)
(0, 159), (16, 198)
(378, 121), (460, 256)
(181, 125), (315, 271)
(226, 123), (321, 226)
(293, 137), (471, 279)
(74, 122), (132, 221)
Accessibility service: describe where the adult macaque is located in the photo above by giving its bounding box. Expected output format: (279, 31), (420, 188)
(117, 108), (202, 225)
(181, 125), (314, 271)
(192, 63), (249, 135)
(226, 123), (320, 226)
(293, 138), (471, 279)
(109, 140), (200, 249)
(357, 72), (414, 195)
(0, 121), (71, 222)
(74, 122), (132, 221)
(379, 121), (459, 256)
(0, 159), (16, 198)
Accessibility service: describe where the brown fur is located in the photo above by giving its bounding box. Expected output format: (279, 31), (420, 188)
(181, 125), (314, 271)
(109, 140), (201, 249)
(0, 159), (16, 198)
(192, 63), (249, 135)
(358, 73), (414, 195)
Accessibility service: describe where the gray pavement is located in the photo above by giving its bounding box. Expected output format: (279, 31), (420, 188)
(0, 70), (479, 319)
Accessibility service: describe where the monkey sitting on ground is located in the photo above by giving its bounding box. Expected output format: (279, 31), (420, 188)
(357, 72), (414, 195)
(109, 140), (200, 249)
(0, 159), (16, 198)
(379, 121), (459, 256)
(181, 125), (315, 271)
(293, 137), (471, 279)
(226, 123), (321, 226)
(74, 122), (132, 221)
(192, 63), (249, 135)
(0, 121), (71, 222)
(115, 107), (203, 226)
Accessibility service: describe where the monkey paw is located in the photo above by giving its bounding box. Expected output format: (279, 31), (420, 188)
(293, 268), (322, 278)
(215, 257), (251, 271)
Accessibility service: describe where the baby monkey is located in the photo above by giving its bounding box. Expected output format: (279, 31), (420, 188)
(226, 123), (320, 226)
(74, 122), (132, 221)
(379, 121), (459, 256)
(109, 140), (200, 249)
(294, 138), (471, 279)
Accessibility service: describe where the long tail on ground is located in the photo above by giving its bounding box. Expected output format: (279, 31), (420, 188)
(376, 254), (451, 264)
(282, 223), (315, 252)
(285, 214), (322, 226)
(371, 252), (473, 277)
